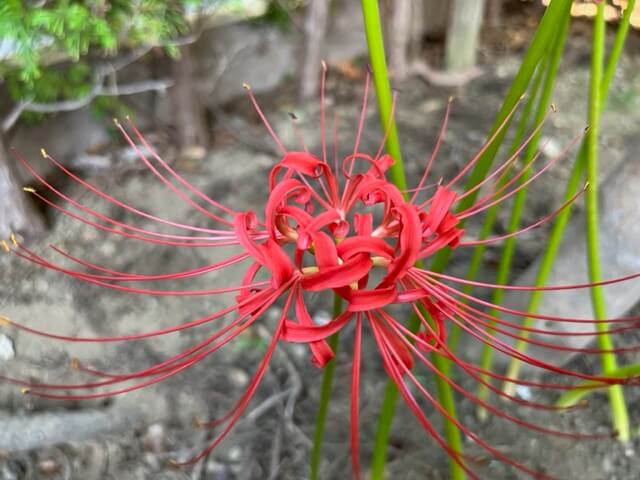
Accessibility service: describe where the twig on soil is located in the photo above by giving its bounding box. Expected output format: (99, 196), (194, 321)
(267, 422), (284, 480)
(255, 325), (306, 445)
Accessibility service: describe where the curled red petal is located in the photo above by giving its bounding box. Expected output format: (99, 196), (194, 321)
(282, 310), (353, 342)
(294, 289), (335, 368)
(347, 286), (397, 312)
(301, 254), (372, 291)
(337, 236), (394, 261)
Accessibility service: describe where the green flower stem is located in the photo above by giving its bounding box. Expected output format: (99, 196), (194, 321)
(585, 3), (629, 442)
(448, 63), (546, 356)
(360, 0), (407, 192)
(476, 15), (569, 419)
(556, 363), (640, 409)
(361, 1), (463, 478)
(429, 0), (573, 276)
(310, 295), (343, 480)
(473, 61), (548, 418)
(502, 150), (584, 395)
(503, 0), (636, 397)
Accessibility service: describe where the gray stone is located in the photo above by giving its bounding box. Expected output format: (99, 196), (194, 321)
(0, 409), (138, 452)
(495, 153), (640, 369)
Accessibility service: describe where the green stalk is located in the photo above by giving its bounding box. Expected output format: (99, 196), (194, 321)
(361, 2), (463, 478)
(476, 15), (569, 419)
(503, 0), (636, 396)
(360, 0), (407, 192)
(447, 64), (546, 355)
(556, 362), (640, 409)
(584, 3), (629, 442)
(429, 0), (573, 276)
(310, 295), (343, 480)
(448, 64), (545, 357)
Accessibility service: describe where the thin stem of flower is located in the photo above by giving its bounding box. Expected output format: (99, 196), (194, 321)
(429, 0), (573, 275)
(310, 295), (343, 480)
(503, 0), (636, 395)
(360, 1), (464, 477)
(585, 3), (629, 442)
(556, 362), (640, 409)
(476, 14), (569, 420)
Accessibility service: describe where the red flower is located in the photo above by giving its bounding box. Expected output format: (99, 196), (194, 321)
(3, 72), (640, 479)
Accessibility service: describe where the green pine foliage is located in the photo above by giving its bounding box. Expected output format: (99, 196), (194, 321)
(0, 1), (200, 111)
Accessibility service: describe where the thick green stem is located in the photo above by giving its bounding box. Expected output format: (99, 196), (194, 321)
(310, 296), (343, 480)
(360, 0), (407, 192)
(361, 1), (463, 478)
(429, 0), (573, 275)
(503, 0), (636, 398)
(584, 3), (629, 442)
(476, 14), (569, 419)
(448, 63), (546, 357)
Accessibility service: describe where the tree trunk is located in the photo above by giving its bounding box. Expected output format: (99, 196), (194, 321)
(300, 0), (329, 100)
(486, 0), (503, 28)
(388, 0), (413, 81)
(444, 0), (486, 72)
(0, 136), (45, 240)
(409, 0), (426, 60)
(171, 46), (207, 152)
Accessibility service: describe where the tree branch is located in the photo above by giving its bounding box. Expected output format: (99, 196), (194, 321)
(2, 78), (171, 132)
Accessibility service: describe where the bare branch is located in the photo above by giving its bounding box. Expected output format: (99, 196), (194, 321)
(2, 78), (171, 132)
(1, 42), (186, 133)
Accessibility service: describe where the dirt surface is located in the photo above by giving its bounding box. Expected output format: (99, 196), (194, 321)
(2, 16), (640, 480)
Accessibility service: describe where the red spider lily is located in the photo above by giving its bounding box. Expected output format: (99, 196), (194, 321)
(3, 69), (640, 479)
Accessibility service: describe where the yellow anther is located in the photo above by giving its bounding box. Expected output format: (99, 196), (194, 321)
(372, 256), (390, 267)
(0, 241), (9, 253)
(301, 266), (320, 275)
(40, 148), (48, 158)
(10, 233), (18, 247)
(550, 103), (557, 113)
(242, 82), (251, 91)
(113, 118), (121, 127)
(21, 388), (30, 395)
(70, 358), (81, 370)
(23, 187), (36, 193)
(0, 315), (11, 326)
(448, 95), (455, 103)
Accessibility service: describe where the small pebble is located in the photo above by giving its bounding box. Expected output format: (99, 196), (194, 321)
(313, 310), (331, 326)
(540, 136), (563, 159)
(99, 242), (116, 257)
(227, 367), (249, 388)
(0, 335), (15, 362)
(37, 459), (59, 474)
(142, 423), (165, 453)
(515, 385), (532, 401)
(226, 445), (242, 463)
